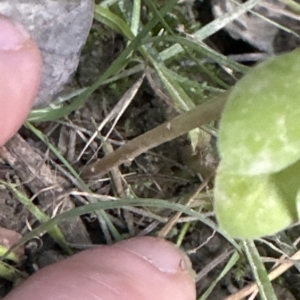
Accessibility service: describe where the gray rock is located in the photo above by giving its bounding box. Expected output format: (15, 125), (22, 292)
(211, 0), (300, 54)
(0, 0), (94, 107)
(211, 0), (279, 53)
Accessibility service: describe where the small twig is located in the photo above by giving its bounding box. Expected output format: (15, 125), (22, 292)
(103, 141), (136, 236)
(196, 248), (234, 282)
(187, 230), (216, 255)
(103, 141), (125, 198)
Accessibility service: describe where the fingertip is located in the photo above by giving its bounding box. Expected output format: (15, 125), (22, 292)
(0, 16), (42, 145)
(3, 237), (196, 300)
(0, 16), (31, 50)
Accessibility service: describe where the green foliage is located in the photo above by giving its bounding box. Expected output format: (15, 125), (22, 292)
(219, 48), (300, 175)
(215, 48), (300, 238)
(215, 168), (296, 239)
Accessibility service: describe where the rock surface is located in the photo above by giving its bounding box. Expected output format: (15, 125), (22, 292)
(212, 0), (300, 54)
(0, 0), (94, 107)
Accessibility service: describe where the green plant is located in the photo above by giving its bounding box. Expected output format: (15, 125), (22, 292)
(215, 48), (300, 239)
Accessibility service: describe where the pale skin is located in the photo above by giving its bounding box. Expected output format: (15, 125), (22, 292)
(0, 16), (196, 300)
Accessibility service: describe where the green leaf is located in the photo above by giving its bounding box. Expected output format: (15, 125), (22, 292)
(214, 167), (296, 239)
(271, 158), (300, 219)
(218, 48), (300, 175)
(272, 159), (300, 203)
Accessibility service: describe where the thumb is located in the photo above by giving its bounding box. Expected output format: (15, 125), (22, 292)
(0, 16), (42, 146)
(4, 237), (196, 300)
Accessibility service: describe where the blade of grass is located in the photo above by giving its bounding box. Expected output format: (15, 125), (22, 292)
(176, 221), (191, 247)
(1, 181), (72, 254)
(198, 251), (240, 300)
(28, 88), (88, 122)
(96, 0), (202, 114)
(0, 247), (18, 262)
(94, 5), (135, 39)
(0, 262), (27, 282)
(243, 240), (277, 300)
(5, 198), (241, 259)
(147, 35), (249, 74)
(25, 122), (122, 241)
(131, 0), (141, 36)
(154, 64), (195, 111)
(144, 0), (231, 88)
(25, 122), (86, 189)
(101, 0), (119, 8)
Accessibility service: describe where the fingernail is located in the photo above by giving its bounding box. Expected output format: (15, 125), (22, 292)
(0, 16), (30, 51)
(116, 236), (195, 276)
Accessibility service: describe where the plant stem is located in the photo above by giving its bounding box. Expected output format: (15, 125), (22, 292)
(82, 91), (229, 178)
